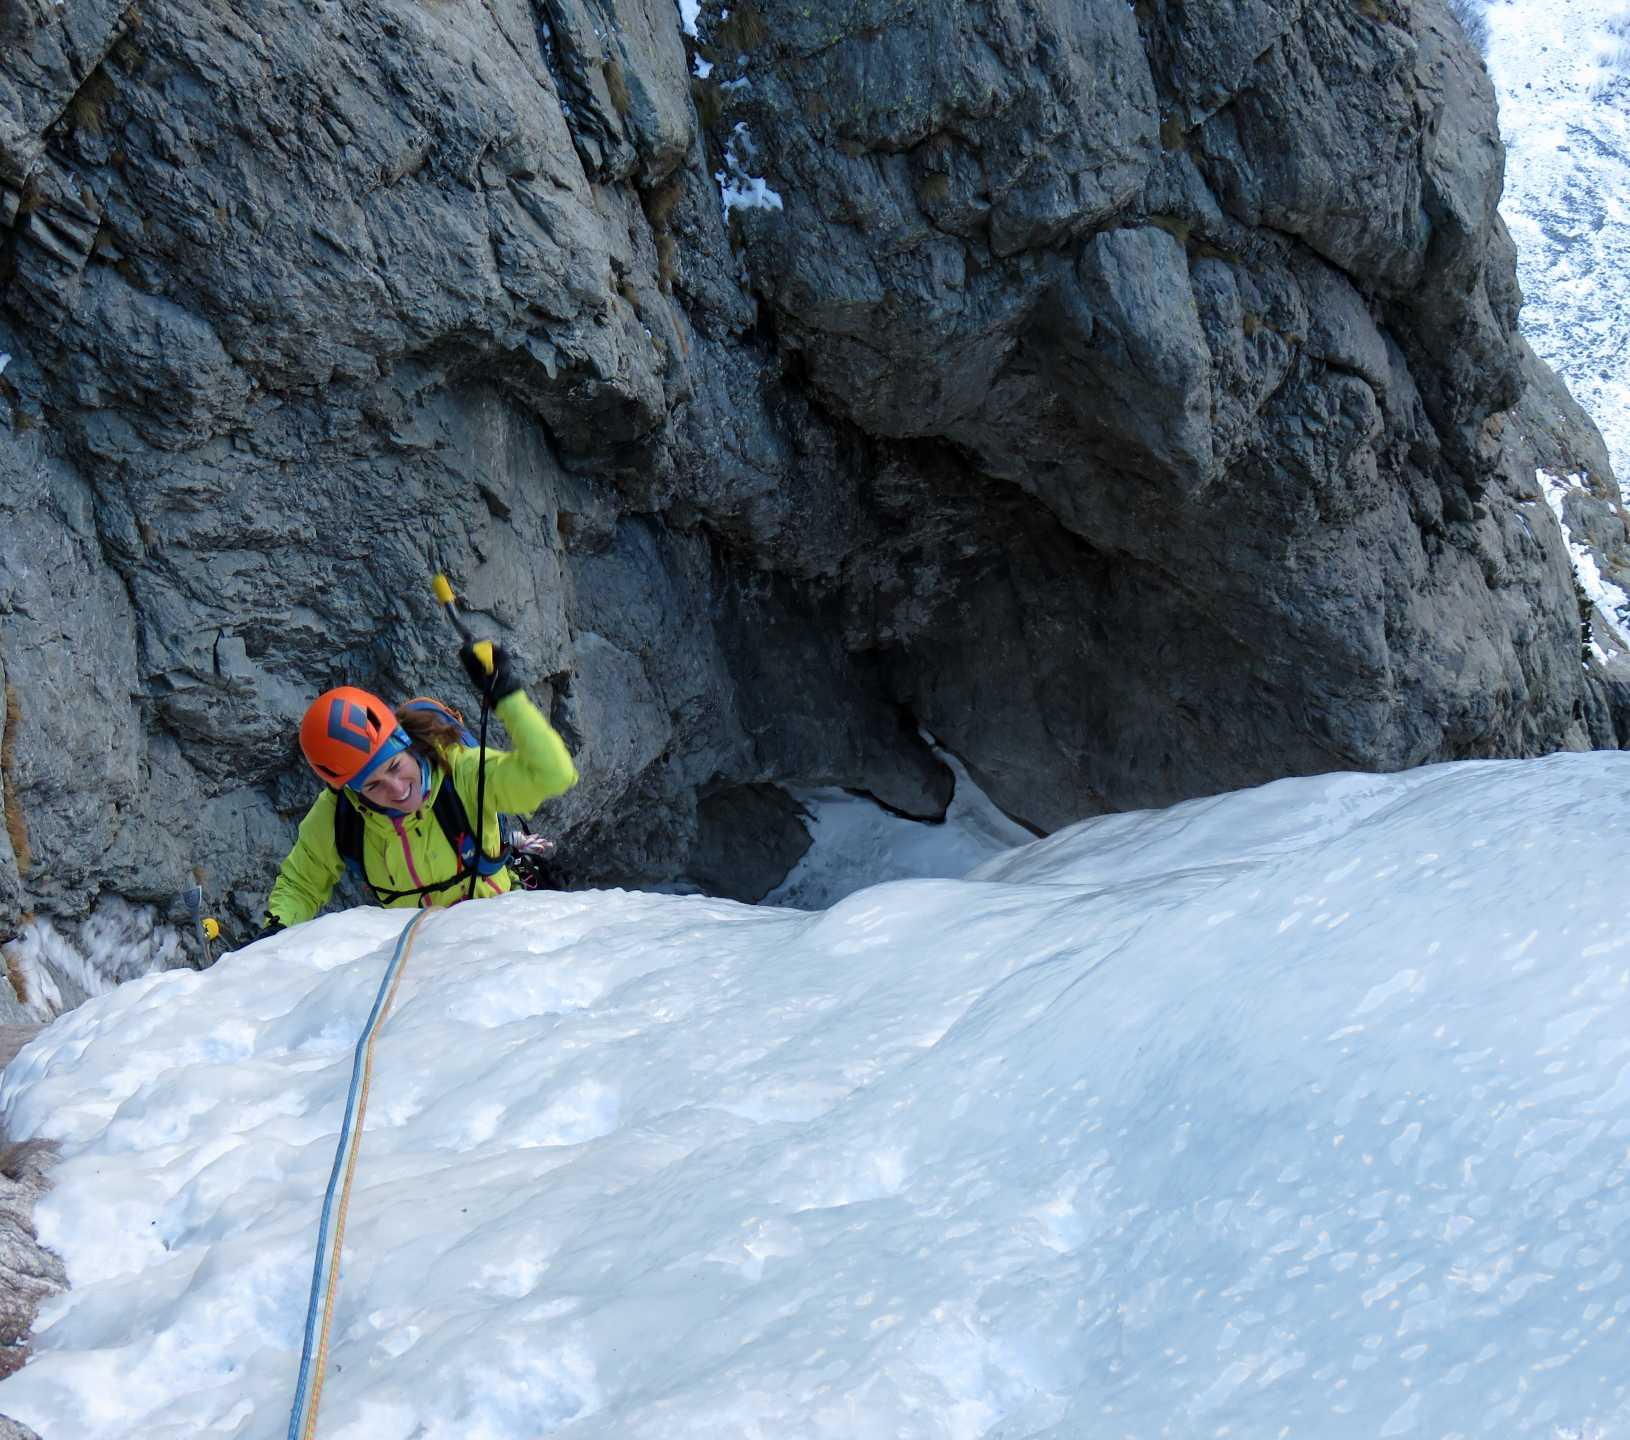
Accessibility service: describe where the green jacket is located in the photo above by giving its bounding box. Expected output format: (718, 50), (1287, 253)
(266, 691), (577, 926)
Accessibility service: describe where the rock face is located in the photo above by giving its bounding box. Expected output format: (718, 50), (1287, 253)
(1, 0), (1627, 941)
(0, 1031), (56, 1412)
(0, 1134), (62, 1396)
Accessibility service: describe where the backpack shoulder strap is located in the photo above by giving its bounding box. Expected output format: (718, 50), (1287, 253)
(432, 775), (474, 862)
(432, 767), (509, 877)
(331, 791), (374, 897)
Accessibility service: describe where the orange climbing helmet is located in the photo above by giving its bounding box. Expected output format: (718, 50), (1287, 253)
(299, 686), (411, 788)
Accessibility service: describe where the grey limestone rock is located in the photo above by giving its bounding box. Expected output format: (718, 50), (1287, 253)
(0, 1135), (63, 1392)
(0, 0), (1625, 944)
(683, 782), (812, 904)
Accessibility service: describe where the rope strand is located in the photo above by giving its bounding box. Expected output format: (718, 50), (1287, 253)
(286, 908), (431, 1440)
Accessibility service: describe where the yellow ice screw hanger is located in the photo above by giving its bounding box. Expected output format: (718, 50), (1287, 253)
(182, 867), (216, 967)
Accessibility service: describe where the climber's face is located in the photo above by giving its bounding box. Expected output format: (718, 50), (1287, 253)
(358, 751), (425, 812)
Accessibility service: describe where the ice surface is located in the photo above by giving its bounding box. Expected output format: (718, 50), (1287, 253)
(1, 896), (190, 1020)
(3, 755), (1630, 1437)
(767, 748), (1036, 909)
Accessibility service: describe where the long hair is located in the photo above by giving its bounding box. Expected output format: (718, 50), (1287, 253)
(396, 703), (467, 774)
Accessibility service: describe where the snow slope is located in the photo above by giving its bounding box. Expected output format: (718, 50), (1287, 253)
(1490, 0), (1630, 482)
(4, 754), (1630, 1437)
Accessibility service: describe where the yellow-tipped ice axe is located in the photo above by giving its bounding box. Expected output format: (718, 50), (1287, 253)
(433, 573), (494, 679)
(433, 572), (497, 900)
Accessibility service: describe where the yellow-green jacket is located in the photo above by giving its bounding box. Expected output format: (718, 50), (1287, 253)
(266, 691), (577, 926)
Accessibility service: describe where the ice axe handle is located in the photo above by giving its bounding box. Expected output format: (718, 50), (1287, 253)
(432, 573), (475, 643)
(433, 574), (493, 675)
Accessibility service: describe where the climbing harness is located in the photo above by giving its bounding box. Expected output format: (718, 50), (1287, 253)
(285, 907), (432, 1440)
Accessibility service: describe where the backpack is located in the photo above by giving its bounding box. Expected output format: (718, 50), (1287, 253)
(332, 697), (515, 905)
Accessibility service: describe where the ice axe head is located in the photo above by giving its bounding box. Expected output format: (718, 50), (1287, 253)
(432, 573), (474, 642)
(432, 573), (494, 675)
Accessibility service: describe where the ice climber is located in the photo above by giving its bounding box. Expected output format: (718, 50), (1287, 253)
(254, 642), (577, 939)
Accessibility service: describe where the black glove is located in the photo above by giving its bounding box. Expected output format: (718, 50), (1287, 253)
(460, 641), (522, 702)
(254, 914), (286, 943)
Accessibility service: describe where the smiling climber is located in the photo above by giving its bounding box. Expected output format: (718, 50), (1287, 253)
(254, 641), (577, 940)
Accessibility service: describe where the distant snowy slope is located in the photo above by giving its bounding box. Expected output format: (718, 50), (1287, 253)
(4, 755), (1630, 1437)
(1490, 0), (1630, 482)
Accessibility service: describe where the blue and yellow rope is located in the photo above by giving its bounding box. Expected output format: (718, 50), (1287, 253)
(287, 909), (431, 1440)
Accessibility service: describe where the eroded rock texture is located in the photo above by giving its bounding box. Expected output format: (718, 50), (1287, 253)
(1, 0), (1627, 937)
(0, 1134), (62, 1397)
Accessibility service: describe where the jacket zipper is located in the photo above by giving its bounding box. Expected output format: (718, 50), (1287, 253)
(389, 786), (504, 905)
(390, 815), (432, 907)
